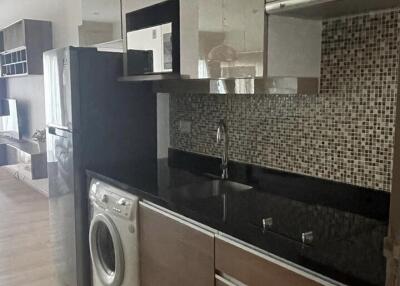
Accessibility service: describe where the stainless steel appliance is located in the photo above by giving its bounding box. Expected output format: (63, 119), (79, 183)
(89, 179), (140, 286)
(265, 0), (399, 19)
(44, 47), (156, 286)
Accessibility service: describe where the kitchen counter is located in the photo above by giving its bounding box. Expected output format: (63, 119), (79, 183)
(87, 149), (390, 286)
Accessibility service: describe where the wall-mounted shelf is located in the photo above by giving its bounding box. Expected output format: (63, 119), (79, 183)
(0, 19), (52, 78)
(0, 47), (28, 77)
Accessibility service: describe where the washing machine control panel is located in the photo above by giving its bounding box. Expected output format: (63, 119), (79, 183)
(90, 180), (137, 219)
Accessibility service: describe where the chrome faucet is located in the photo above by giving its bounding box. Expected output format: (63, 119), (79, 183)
(216, 119), (228, 180)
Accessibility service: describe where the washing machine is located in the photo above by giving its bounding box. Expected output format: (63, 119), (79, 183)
(89, 179), (140, 286)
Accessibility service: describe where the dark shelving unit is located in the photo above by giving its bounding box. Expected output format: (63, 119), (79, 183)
(0, 47), (28, 77)
(0, 19), (52, 78)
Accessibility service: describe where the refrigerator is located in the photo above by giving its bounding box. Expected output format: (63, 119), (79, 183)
(43, 47), (157, 286)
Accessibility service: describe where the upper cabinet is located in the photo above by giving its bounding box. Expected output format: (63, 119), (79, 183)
(194, 0), (265, 79)
(120, 0), (323, 94)
(122, 0), (265, 80)
(0, 20), (52, 78)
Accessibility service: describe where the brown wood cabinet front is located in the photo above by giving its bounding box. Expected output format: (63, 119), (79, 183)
(215, 237), (324, 286)
(139, 202), (215, 286)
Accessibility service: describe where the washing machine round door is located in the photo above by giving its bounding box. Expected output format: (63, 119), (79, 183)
(90, 213), (125, 286)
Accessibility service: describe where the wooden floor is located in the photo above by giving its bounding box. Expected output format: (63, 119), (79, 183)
(0, 168), (57, 285)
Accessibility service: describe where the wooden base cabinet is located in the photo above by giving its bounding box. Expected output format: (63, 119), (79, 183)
(139, 202), (215, 286)
(215, 236), (325, 286)
(139, 202), (332, 286)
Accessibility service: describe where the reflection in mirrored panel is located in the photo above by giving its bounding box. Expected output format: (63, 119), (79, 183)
(0, 99), (20, 140)
(127, 23), (173, 75)
(80, 0), (123, 49)
(124, 0), (180, 77)
(193, 0), (264, 79)
(122, 0), (264, 79)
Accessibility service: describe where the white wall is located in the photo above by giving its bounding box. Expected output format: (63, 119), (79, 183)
(122, 0), (264, 79)
(0, 0), (82, 139)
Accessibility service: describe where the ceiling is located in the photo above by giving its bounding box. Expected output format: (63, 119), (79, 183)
(82, 0), (121, 23)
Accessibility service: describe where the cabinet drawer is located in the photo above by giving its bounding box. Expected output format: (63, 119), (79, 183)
(139, 202), (215, 286)
(215, 236), (324, 286)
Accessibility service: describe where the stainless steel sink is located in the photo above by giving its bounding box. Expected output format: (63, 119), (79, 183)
(176, 180), (253, 200)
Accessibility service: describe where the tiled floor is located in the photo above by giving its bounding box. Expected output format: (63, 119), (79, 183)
(0, 168), (57, 286)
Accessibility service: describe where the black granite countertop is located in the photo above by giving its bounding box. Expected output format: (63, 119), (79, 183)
(87, 149), (390, 286)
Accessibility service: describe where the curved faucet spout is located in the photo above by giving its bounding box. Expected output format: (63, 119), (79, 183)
(216, 119), (228, 180)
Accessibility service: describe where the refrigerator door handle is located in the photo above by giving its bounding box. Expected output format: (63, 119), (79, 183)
(48, 126), (57, 135)
(48, 126), (70, 137)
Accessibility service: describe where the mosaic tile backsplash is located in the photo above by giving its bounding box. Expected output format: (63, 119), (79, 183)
(170, 9), (400, 192)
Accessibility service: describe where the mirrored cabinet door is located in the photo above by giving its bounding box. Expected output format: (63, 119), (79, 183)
(80, 0), (123, 51)
(192, 0), (265, 79)
(125, 0), (180, 77)
(127, 23), (173, 74)
(123, 0), (265, 79)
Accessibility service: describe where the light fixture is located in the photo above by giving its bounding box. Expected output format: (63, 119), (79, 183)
(207, 44), (238, 63)
(207, 0), (238, 63)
